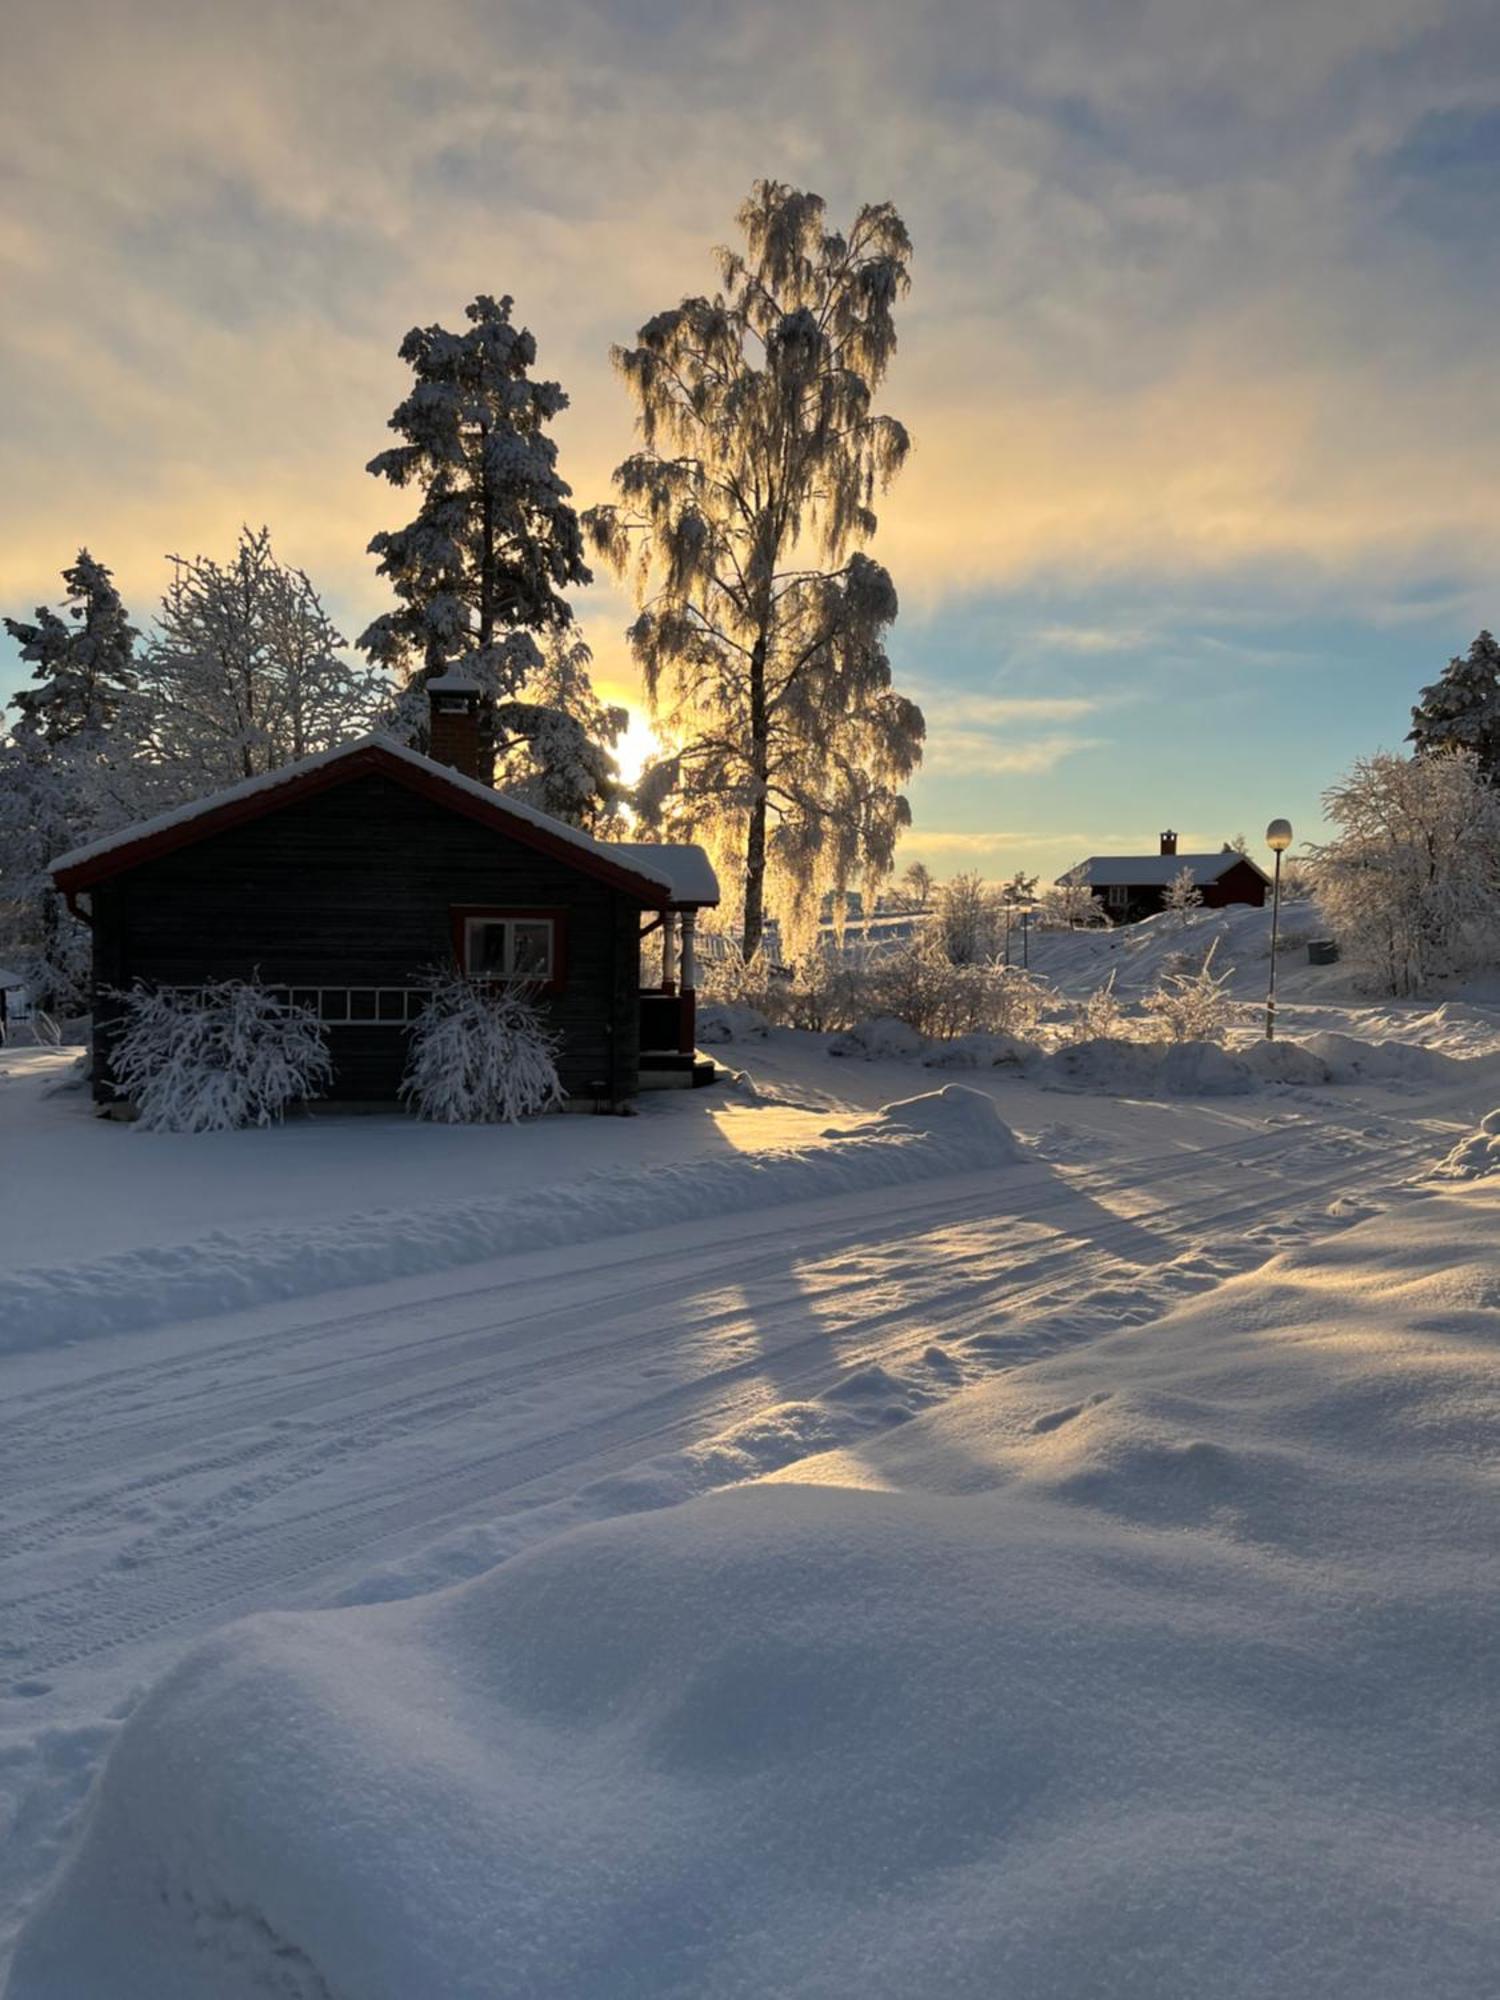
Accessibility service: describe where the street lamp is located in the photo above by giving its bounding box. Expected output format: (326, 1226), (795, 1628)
(1265, 817), (1293, 1040)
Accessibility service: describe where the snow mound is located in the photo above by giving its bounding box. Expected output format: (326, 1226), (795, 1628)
(827, 1016), (927, 1060)
(859, 1085), (1026, 1157)
(1431, 1107), (1500, 1180)
(695, 1002), (771, 1044)
(1158, 1041), (1256, 1096)
(1238, 1039), (1332, 1086)
(0, 1098), (1027, 1354)
(921, 1031), (1033, 1069)
(1299, 1031), (1467, 1085)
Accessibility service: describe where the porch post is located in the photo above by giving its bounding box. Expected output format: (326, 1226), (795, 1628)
(679, 911), (697, 993)
(678, 911), (698, 1054)
(661, 909), (677, 993)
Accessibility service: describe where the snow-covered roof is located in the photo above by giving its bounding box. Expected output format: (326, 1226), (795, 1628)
(1062, 852), (1271, 890)
(615, 843), (719, 908)
(49, 735), (714, 904)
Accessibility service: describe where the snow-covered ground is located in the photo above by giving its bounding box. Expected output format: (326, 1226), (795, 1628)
(3, 947), (1500, 1994)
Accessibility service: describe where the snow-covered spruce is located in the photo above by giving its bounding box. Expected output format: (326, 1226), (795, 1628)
(400, 971), (564, 1123)
(111, 980), (332, 1133)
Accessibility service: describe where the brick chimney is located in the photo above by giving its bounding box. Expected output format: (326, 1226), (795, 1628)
(427, 673), (485, 783)
(1160, 828), (1178, 857)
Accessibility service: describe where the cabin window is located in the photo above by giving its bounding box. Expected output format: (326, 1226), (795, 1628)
(1106, 884), (1129, 912)
(464, 917), (555, 981)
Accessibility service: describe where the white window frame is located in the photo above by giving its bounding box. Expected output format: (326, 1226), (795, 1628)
(463, 916), (555, 983)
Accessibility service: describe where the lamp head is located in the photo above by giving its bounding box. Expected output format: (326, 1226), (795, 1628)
(1266, 818), (1293, 854)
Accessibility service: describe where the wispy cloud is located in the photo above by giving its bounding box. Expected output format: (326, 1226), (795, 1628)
(922, 729), (1104, 776)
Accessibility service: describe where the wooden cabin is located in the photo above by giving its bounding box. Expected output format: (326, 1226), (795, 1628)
(1061, 830), (1271, 926)
(50, 680), (719, 1111)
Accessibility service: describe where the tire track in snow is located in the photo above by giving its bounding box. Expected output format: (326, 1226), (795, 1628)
(0, 1128), (1437, 1679)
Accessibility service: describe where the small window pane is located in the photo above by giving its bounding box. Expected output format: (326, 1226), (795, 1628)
(467, 921), (509, 977)
(347, 989), (378, 1022)
(291, 989), (319, 1014)
(320, 990), (349, 1022)
(510, 922), (552, 978)
(378, 989), (406, 1022)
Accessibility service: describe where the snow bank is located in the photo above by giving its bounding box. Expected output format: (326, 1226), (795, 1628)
(1297, 1031), (1468, 1085)
(827, 1015), (927, 1060)
(695, 1002), (771, 1043)
(14, 1191), (1499, 2000)
(1431, 1107), (1500, 1180)
(920, 1030), (1031, 1068)
(0, 1089), (1028, 1352)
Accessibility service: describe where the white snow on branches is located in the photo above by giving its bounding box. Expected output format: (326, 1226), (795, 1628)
(112, 981), (332, 1133)
(401, 971), (564, 1123)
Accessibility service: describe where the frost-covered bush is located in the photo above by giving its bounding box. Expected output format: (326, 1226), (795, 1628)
(1143, 941), (1236, 1044)
(401, 971), (563, 1123)
(1163, 866), (1203, 926)
(111, 980), (332, 1132)
(1064, 972), (1124, 1044)
(866, 945), (1049, 1042)
(1037, 881), (1111, 930)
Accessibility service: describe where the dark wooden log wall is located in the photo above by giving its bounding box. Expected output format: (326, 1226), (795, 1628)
(89, 774), (644, 1104)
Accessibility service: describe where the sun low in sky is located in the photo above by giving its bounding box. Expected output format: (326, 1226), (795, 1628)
(4, 0), (1498, 883)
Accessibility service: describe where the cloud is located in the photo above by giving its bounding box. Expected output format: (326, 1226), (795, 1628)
(922, 729), (1104, 776)
(914, 692), (1101, 724)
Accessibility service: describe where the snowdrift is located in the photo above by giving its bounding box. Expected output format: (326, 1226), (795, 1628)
(13, 1192), (1498, 2000)
(1432, 1107), (1500, 1180)
(0, 1088), (1026, 1352)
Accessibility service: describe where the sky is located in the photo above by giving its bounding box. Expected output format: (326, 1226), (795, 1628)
(3, 0), (1499, 885)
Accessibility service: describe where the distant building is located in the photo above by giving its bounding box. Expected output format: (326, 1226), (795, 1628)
(1060, 830), (1270, 926)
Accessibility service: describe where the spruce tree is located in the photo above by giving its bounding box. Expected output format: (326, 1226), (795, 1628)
(360, 294), (611, 805)
(4, 550), (138, 741)
(1410, 631), (1500, 777)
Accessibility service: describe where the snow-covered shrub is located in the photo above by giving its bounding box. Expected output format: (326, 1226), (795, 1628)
(111, 980), (332, 1132)
(401, 971), (563, 1123)
(1142, 941), (1236, 1044)
(1064, 972), (1124, 1044)
(1314, 750), (1500, 994)
(1037, 880), (1111, 929)
(1163, 866), (1203, 926)
(865, 944), (1049, 1042)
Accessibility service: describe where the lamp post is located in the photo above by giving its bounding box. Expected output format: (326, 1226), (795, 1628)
(1265, 817), (1293, 1040)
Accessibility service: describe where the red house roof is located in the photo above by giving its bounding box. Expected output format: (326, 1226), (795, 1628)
(50, 736), (719, 908)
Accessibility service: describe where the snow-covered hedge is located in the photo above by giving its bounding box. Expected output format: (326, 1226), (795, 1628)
(401, 972), (563, 1123)
(111, 979), (332, 1133)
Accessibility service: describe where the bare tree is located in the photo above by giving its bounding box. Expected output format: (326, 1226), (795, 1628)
(586, 181), (924, 960)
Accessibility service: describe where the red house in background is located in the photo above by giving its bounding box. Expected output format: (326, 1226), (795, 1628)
(1061, 830), (1271, 926)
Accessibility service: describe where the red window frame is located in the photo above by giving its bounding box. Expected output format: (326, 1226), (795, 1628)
(449, 906), (569, 997)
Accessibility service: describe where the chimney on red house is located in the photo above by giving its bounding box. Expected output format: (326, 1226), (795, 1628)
(427, 673), (487, 784)
(1160, 829), (1178, 857)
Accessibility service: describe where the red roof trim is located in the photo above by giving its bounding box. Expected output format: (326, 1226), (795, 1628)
(52, 745), (672, 905)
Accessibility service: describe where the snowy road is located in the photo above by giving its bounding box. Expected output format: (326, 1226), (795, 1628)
(0, 1099), (1449, 1693)
(0, 1033), (1488, 1972)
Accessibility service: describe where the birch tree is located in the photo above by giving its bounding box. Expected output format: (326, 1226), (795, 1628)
(586, 181), (924, 960)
